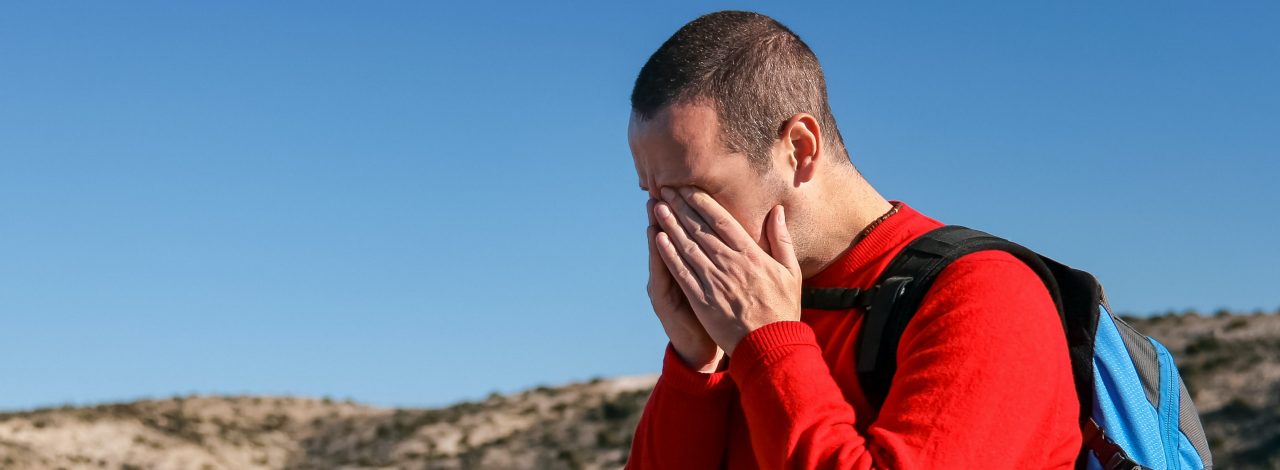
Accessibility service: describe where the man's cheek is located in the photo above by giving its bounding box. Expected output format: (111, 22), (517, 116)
(732, 211), (769, 251)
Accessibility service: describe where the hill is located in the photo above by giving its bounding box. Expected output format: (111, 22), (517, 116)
(1, 310), (1276, 469)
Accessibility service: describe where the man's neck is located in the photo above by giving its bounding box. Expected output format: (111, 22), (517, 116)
(796, 172), (893, 280)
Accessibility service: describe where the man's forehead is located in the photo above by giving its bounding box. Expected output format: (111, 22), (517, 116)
(629, 103), (732, 193)
(629, 103), (720, 143)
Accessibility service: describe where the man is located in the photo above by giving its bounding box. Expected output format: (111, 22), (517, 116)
(625, 10), (1081, 469)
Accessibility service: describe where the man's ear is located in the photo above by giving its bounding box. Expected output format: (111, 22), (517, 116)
(778, 113), (822, 187)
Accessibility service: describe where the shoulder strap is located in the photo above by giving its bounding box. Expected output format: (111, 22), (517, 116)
(801, 225), (1065, 411)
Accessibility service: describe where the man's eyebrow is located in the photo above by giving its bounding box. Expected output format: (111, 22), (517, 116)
(641, 181), (702, 192)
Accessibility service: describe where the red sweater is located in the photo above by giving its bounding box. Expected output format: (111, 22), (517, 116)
(626, 202), (1081, 469)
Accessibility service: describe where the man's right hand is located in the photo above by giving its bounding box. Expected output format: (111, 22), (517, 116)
(647, 198), (726, 373)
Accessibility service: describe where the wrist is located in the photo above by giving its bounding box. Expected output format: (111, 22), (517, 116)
(681, 348), (726, 374)
(694, 354), (729, 374)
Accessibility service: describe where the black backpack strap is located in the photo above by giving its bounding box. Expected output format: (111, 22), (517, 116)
(802, 225), (1065, 411)
(800, 286), (876, 311)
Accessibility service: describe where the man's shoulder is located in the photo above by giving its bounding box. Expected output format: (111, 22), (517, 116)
(906, 247), (1060, 342)
(896, 245), (1066, 366)
(930, 248), (1053, 303)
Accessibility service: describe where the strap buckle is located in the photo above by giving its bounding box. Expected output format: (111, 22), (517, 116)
(1083, 418), (1152, 470)
(856, 276), (912, 373)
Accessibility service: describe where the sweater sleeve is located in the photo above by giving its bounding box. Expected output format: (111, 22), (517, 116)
(625, 341), (738, 470)
(726, 250), (1080, 469)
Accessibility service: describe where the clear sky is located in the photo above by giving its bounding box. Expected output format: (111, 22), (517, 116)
(2, 2), (1277, 412)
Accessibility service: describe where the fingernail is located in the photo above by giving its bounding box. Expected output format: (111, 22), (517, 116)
(656, 203), (671, 217)
(678, 186), (691, 196)
(660, 187), (675, 200)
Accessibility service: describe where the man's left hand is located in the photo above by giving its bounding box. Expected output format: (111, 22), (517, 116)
(651, 186), (803, 356)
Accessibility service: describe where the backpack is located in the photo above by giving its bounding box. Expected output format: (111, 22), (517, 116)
(799, 225), (1213, 470)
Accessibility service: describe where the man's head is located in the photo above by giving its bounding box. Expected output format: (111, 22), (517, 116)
(629, 10), (853, 254)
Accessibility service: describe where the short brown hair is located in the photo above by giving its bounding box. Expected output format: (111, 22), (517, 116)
(630, 10), (847, 172)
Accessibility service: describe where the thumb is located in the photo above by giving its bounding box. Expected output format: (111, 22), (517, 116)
(767, 205), (800, 276)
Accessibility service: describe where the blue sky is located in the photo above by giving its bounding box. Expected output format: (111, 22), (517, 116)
(1, 2), (1276, 412)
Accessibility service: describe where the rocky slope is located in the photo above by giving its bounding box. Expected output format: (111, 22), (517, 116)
(0, 375), (657, 470)
(1, 310), (1275, 469)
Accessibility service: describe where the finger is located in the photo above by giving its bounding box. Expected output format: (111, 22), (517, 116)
(653, 231), (707, 305)
(648, 222), (670, 281)
(660, 187), (732, 255)
(647, 199), (681, 294)
(677, 186), (755, 252)
(646, 198), (663, 265)
(653, 200), (717, 281)
(768, 205), (801, 276)
(647, 197), (659, 227)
